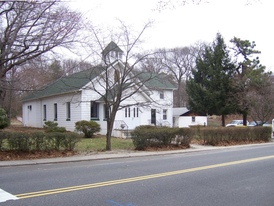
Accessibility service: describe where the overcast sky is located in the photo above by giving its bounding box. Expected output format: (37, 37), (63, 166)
(69, 0), (273, 71)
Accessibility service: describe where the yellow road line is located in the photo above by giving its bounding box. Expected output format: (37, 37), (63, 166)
(16, 155), (274, 199)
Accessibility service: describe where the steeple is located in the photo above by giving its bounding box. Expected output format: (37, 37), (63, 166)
(101, 41), (123, 64)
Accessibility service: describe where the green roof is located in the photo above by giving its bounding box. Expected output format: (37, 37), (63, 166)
(138, 72), (176, 90)
(22, 66), (105, 101)
(22, 67), (176, 102)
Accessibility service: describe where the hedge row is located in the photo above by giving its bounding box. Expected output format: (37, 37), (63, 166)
(0, 131), (81, 152)
(131, 126), (193, 150)
(131, 125), (272, 150)
(197, 126), (272, 145)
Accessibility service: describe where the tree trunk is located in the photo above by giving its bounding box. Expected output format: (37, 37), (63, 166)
(106, 118), (112, 151)
(177, 80), (182, 107)
(105, 107), (117, 151)
(221, 114), (225, 127)
(0, 75), (7, 108)
(243, 113), (248, 126)
(106, 129), (111, 151)
(106, 118), (113, 151)
(0, 90), (5, 109)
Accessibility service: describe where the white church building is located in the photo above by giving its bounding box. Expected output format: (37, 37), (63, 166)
(22, 42), (176, 137)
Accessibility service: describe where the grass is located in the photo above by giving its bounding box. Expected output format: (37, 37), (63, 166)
(75, 136), (135, 152)
(6, 122), (135, 152)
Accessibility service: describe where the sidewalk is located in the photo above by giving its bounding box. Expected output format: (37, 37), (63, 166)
(1, 142), (273, 167)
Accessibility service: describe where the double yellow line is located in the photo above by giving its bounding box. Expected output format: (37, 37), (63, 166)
(16, 155), (274, 199)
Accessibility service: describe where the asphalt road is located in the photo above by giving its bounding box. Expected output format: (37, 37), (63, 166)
(1, 144), (274, 206)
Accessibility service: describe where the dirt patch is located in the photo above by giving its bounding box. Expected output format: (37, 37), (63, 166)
(210, 140), (268, 146)
(141, 144), (189, 151)
(0, 150), (77, 161)
(191, 139), (268, 147)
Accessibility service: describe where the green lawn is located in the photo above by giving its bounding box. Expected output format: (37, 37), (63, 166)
(75, 136), (135, 152)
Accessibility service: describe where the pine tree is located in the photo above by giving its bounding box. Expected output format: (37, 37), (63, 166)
(230, 37), (267, 125)
(186, 33), (236, 126)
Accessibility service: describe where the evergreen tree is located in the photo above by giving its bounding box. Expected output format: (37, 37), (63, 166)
(186, 33), (236, 126)
(230, 37), (267, 125)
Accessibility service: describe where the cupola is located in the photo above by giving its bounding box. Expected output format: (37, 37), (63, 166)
(101, 41), (123, 64)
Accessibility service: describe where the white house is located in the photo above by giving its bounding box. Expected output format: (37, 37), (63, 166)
(173, 107), (207, 128)
(173, 107), (189, 127)
(22, 42), (176, 137)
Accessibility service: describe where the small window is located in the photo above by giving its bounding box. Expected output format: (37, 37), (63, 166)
(163, 109), (167, 120)
(133, 108), (139, 118)
(66, 102), (71, 121)
(160, 91), (164, 99)
(54, 103), (58, 121)
(43, 105), (47, 121)
(192, 116), (195, 122)
(90, 101), (99, 120)
(125, 107), (130, 118)
(118, 52), (122, 59)
(28, 105), (32, 111)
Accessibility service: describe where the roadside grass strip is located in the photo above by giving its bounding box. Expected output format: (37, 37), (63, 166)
(16, 155), (274, 200)
(0, 188), (19, 203)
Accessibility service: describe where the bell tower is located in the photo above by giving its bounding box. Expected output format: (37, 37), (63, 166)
(101, 41), (123, 64)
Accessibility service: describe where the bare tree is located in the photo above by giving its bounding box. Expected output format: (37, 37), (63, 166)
(155, 0), (203, 11)
(136, 51), (166, 73)
(83, 21), (172, 150)
(247, 74), (274, 123)
(0, 1), (82, 110)
(155, 0), (262, 11)
(157, 43), (205, 107)
(160, 47), (193, 107)
(62, 59), (93, 75)
(7, 56), (93, 118)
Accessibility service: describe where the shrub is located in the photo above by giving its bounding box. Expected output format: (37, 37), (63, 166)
(42, 132), (80, 151)
(46, 132), (66, 150)
(0, 108), (9, 129)
(131, 126), (150, 150)
(0, 131), (7, 150)
(199, 126), (272, 145)
(75, 120), (101, 138)
(0, 130), (81, 152)
(174, 128), (193, 147)
(156, 127), (176, 145)
(61, 132), (81, 150)
(30, 131), (46, 151)
(7, 132), (31, 152)
(131, 125), (177, 150)
(43, 121), (66, 133)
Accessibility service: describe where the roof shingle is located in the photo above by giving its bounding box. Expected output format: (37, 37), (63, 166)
(22, 66), (105, 101)
(22, 66), (176, 102)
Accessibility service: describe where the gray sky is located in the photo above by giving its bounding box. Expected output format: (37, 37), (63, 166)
(70, 0), (273, 71)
